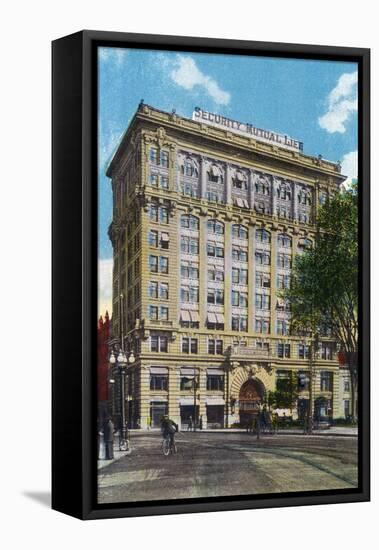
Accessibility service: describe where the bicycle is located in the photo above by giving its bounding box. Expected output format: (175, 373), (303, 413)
(162, 434), (177, 456)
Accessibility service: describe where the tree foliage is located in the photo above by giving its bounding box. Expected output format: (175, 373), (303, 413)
(282, 183), (358, 415)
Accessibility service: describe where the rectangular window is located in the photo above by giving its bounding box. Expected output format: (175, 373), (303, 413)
(298, 344), (310, 359)
(276, 320), (289, 335)
(320, 371), (333, 391)
(232, 316), (247, 332)
(149, 204), (159, 222)
(160, 306), (169, 321)
(190, 238), (199, 255)
(216, 289), (224, 305)
(298, 372), (310, 391)
(207, 375), (224, 391)
(160, 176), (168, 189)
(187, 265), (197, 279)
(160, 232), (169, 249)
(149, 230), (158, 247)
(149, 255), (158, 273)
(277, 343), (291, 358)
(207, 243), (215, 257)
(148, 281), (158, 298)
(160, 206), (169, 224)
(149, 305), (158, 320)
(344, 380), (350, 392)
(216, 246), (224, 258)
(160, 283), (169, 300)
(150, 375), (168, 391)
(232, 268), (239, 283)
(207, 289), (215, 304)
(189, 286), (199, 303)
(160, 257), (168, 274)
(150, 173), (158, 187)
(182, 337), (198, 354)
(181, 287), (189, 302)
(240, 269), (248, 284)
(150, 147), (158, 164)
(160, 151), (169, 167)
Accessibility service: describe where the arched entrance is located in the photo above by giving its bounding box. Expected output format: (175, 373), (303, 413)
(239, 379), (263, 427)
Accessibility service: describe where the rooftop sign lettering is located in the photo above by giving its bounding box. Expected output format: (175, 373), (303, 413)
(192, 107), (303, 152)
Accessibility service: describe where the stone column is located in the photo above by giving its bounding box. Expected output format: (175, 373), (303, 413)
(224, 219), (232, 331)
(225, 164), (232, 205)
(139, 365), (150, 429)
(198, 367), (207, 429)
(248, 223), (255, 333)
(249, 170), (255, 209)
(200, 156), (207, 199)
(199, 213), (208, 329)
(168, 366), (181, 426)
(271, 176), (278, 217)
(270, 226), (278, 336)
(293, 182), (298, 222)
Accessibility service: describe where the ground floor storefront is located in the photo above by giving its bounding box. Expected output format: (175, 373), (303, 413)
(119, 360), (353, 430)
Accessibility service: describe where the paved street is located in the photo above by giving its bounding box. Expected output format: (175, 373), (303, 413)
(98, 431), (358, 504)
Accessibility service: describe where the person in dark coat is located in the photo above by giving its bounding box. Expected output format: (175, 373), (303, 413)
(104, 418), (114, 460)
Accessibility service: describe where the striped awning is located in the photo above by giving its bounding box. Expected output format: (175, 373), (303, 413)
(206, 397), (225, 405)
(190, 310), (200, 322)
(207, 312), (217, 323)
(150, 367), (168, 374)
(215, 313), (225, 324)
(207, 368), (224, 375)
(180, 310), (191, 322)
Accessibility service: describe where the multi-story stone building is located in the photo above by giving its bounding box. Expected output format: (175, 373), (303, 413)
(106, 102), (351, 429)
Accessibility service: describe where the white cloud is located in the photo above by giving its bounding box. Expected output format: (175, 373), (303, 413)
(98, 258), (113, 316)
(169, 55), (230, 105)
(99, 47), (128, 66)
(341, 150), (358, 188)
(318, 71), (358, 133)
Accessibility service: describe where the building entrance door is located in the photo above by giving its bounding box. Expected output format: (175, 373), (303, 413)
(239, 379), (263, 427)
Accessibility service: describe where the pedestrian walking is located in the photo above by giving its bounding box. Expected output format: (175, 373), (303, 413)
(188, 416), (193, 431)
(104, 418), (114, 460)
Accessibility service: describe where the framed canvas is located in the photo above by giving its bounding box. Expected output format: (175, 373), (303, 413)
(52, 30), (370, 520)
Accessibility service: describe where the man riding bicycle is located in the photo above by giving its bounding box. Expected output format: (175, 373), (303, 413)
(161, 415), (178, 449)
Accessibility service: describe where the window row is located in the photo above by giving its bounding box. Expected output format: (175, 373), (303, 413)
(149, 203), (169, 224)
(148, 281), (169, 300)
(148, 305), (169, 321)
(149, 147), (169, 167)
(181, 286), (199, 303)
(148, 230), (169, 249)
(149, 255), (169, 273)
(181, 236), (199, 255)
(149, 173), (168, 189)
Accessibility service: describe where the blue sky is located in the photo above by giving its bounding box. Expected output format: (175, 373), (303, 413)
(98, 47), (358, 314)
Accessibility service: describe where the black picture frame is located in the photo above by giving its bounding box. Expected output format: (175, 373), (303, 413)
(52, 30), (370, 520)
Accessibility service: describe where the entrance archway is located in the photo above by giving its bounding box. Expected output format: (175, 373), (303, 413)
(239, 379), (264, 427)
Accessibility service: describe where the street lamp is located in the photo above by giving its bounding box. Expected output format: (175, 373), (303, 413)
(110, 348), (135, 450)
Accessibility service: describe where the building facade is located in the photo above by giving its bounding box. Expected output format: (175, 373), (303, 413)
(107, 103), (351, 429)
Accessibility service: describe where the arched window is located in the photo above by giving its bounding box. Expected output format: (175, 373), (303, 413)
(232, 224), (248, 239)
(180, 214), (199, 231)
(298, 237), (313, 250)
(208, 164), (223, 183)
(255, 228), (271, 244)
(182, 158), (199, 177)
(277, 182), (292, 201)
(277, 233), (292, 248)
(207, 219), (224, 235)
(233, 170), (248, 190)
(255, 180), (270, 195)
(298, 188), (312, 205)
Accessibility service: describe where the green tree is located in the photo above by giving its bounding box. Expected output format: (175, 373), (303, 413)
(266, 371), (299, 413)
(282, 184), (358, 420)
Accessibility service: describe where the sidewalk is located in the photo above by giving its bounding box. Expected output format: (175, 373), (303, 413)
(122, 426), (358, 437)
